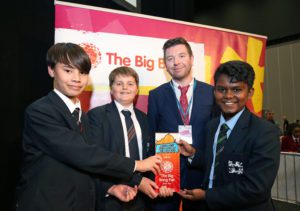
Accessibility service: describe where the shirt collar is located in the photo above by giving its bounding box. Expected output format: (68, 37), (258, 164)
(114, 100), (134, 114)
(53, 89), (81, 114)
(171, 78), (194, 90)
(219, 107), (245, 131)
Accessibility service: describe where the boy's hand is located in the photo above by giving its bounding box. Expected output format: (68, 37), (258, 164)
(138, 177), (159, 199)
(107, 184), (138, 202)
(177, 140), (196, 157)
(158, 186), (175, 198)
(135, 155), (162, 175)
(178, 188), (206, 201)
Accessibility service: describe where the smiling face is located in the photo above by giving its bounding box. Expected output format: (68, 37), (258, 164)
(214, 74), (254, 120)
(48, 63), (89, 104)
(110, 74), (138, 107)
(164, 44), (194, 85)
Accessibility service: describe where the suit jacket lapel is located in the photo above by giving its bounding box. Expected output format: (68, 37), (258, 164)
(224, 109), (250, 153)
(190, 81), (200, 124)
(134, 108), (147, 157)
(108, 102), (126, 155)
(47, 91), (79, 131)
(80, 113), (89, 139)
(135, 109), (148, 159)
(164, 82), (184, 124)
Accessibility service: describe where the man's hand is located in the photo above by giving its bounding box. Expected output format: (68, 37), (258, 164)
(107, 184), (138, 202)
(177, 140), (196, 157)
(178, 188), (205, 201)
(158, 186), (175, 198)
(138, 177), (159, 199)
(135, 155), (162, 175)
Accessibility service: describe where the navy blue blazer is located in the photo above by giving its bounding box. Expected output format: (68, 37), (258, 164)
(192, 108), (280, 210)
(148, 80), (218, 188)
(15, 91), (135, 211)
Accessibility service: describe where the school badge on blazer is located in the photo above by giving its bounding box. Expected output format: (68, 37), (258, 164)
(228, 160), (244, 175)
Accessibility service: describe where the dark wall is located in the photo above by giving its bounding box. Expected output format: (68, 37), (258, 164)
(1, 0), (54, 209)
(142, 0), (300, 45)
(142, 0), (195, 22)
(193, 0), (300, 45)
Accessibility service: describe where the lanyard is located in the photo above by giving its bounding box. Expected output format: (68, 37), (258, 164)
(170, 79), (196, 124)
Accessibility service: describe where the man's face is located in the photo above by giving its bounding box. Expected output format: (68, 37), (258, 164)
(48, 63), (89, 104)
(214, 74), (254, 120)
(111, 74), (138, 107)
(164, 44), (193, 83)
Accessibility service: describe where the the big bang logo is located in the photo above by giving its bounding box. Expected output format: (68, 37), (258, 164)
(79, 43), (101, 68)
(106, 52), (164, 71)
(80, 42), (162, 71)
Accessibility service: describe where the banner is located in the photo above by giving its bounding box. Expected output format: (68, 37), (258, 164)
(55, 1), (267, 116)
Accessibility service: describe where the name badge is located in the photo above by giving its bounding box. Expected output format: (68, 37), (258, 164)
(178, 125), (192, 144)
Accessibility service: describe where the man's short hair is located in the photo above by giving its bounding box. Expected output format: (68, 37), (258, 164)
(109, 66), (139, 87)
(163, 37), (193, 58)
(46, 43), (91, 74)
(214, 60), (255, 89)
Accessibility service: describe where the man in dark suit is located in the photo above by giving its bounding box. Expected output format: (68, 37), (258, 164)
(147, 37), (217, 210)
(177, 60), (280, 210)
(15, 43), (161, 211)
(88, 66), (158, 210)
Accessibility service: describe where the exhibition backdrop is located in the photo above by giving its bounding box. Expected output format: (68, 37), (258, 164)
(55, 1), (267, 116)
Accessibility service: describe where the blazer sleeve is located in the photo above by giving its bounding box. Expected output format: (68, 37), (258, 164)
(189, 149), (205, 170)
(24, 104), (135, 180)
(205, 123), (280, 210)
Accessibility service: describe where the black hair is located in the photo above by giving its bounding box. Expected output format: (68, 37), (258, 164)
(214, 60), (255, 88)
(46, 43), (91, 74)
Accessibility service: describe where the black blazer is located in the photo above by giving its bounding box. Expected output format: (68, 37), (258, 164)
(192, 108), (280, 211)
(88, 102), (153, 210)
(15, 91), (135, 211)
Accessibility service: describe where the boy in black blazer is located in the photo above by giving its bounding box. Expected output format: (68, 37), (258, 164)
(88, 66), (158, 210)
(176, 60), (280, 210)
(15, 43), (161, 211)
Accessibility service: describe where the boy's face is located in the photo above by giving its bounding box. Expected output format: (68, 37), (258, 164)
(48, 63), (89, 104)
(110, 74), (138, 107)
(164, 44), (194, 83)
(214, 74), (254, 120)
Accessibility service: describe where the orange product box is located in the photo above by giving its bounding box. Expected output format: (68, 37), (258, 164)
(155, 133), (180, 192)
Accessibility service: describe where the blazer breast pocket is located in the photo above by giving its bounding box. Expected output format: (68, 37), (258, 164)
(225, 152), (248, 179)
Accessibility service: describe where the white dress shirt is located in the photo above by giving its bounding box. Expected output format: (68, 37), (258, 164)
(114, 100), (143, 159)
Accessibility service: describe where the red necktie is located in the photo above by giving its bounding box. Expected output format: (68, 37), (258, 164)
(178, 85), (190, 125)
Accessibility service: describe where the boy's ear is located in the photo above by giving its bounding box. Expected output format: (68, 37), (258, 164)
(248, 88), (254, 98)
(48, 66), (54, 78)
